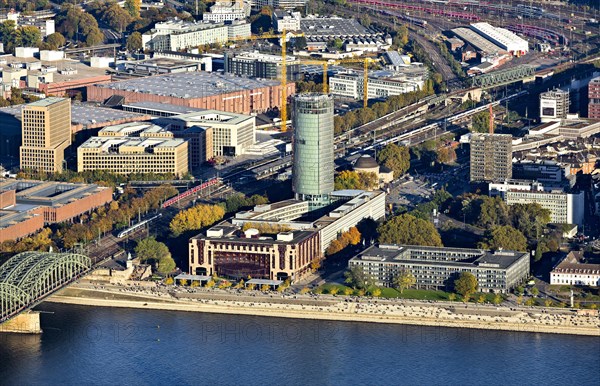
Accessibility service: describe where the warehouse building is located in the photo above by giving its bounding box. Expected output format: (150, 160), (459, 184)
(0, 180), (113, 242)
(87, 72), (295, 115)
(470, 22), (529, 56)
(349, 244), (530, 293)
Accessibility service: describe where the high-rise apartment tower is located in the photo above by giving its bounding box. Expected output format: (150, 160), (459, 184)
(470, 133), (512, 182)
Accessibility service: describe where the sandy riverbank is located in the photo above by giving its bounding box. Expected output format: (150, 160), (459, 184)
(44, 285), (600, 337)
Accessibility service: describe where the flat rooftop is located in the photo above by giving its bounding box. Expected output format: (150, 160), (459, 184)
(0, 55), (109, 82)
(0, 103), (149, 129)
(94, 72), (281, 99)
(25, 96), (68, 107)
(300, 17), (377, 37)
(123, 101), (206, 116)
(0, 180), (110, 208)
(452, 27), (504, 55)
(354, 244), (527, 269)
(0, 208), (41, 230)
(80, 136), (186, 152)
(163, 109), (254, 125)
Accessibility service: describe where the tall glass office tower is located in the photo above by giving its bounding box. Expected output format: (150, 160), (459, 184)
(292, 93), (334, 206)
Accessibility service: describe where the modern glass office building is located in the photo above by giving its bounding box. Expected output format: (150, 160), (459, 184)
(292, 94), (334, 206)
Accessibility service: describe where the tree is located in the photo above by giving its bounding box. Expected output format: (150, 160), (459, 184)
(393, 269), (416, 294)
(169, 204), (225, 236)
(377, 143), (410, 178)
(261, 284), (270, 292)
(454, 272), (478, 301)
(371, 288), (382, 297)
(478, 225), (528, 252)
(344, 265), (375, 290)
(509, 203), (551, 240)
(157, 256), (176, 274)
(164, 277), (174, 285)
(334, 170), (362, 190)
(126, 31), (143, 52)
(448, 293), (457, 301)
(328, 287), (339, 295)
(377, 213), (443, 247)
(357, 172), (378, 190)
(477, 294), (486, 304)
(103, 2), (133, 32)
(15, 25), (41, 47)
(294, 35), (307, 50)
(530, 287), (539, 297)
(135, 236), (171, 266)
(45, 32), (66, 50)
(471, 111), (494, 133)
(493, 293), (502, 305)
(525, 298), (535, 306)
(124, 0), (141, 18)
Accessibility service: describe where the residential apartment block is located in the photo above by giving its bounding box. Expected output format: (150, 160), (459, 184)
(349, 244), (530, 293)
(19, 97), (71, 173)
(470, 133), (513, 182)
(588, 76), (600, 119)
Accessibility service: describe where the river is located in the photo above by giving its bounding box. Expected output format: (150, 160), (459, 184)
(0, 303), (598, 386)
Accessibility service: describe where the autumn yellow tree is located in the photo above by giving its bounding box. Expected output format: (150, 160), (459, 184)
(169, 204), (225, 236)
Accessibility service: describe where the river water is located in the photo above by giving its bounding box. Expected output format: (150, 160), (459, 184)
(0, 303), (598, 386)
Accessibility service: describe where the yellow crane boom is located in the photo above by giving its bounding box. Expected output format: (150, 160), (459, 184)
(227, 30), (304, 132)
(298, 57), (379, 108)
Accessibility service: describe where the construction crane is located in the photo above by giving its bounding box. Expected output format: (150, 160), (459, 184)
(227, 30), (304, 132)
(489, 104), (494, 134)
(300, 57), (379, 108)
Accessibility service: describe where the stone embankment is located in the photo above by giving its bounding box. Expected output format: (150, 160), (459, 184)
(45, 283), (600, 337)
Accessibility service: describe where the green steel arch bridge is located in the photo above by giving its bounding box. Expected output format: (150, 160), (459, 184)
(0, 252), (92, 323)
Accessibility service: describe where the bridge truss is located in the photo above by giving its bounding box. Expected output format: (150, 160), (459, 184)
(471, 66), (536, 89)
(0, 252), (91, 322)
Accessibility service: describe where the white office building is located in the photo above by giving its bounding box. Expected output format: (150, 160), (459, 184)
(142, 19), (230, 51)
(203, 1), (250, 22)
(504, 188), (585, 226)
(329, 73), (421, 100)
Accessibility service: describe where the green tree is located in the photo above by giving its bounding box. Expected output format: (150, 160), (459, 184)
(157, 255), (176, 274)
(530, 287), (539, 297)
(377, 213), (443, 246)
(15, 25), (41, 47)
(124, 0), (141, 18)
(377, 143), (410, 178)
(45, 32), (66, 50)
(471, 111), (493, 133)
(493, 293), (502, 305)
(334, 170), (362, 190)
(126, 31), (143, 52)
(393, 269), (416, 294)
(344, 265), (375, 290)
(509, 203), (551, 240)
(478, 225), (528, 252)
(135, 236), (171, 265)
(103, 2), (133, 32)
(454, 272), (478, 302)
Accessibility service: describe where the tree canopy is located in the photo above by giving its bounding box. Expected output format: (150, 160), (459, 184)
(326, 227), (361, 255)
(454, 272), (478, 301)
(377, 143), (410, 178)
(377, 213), (443, 247)
(344, 265), (375, 290)
(126, 31), (143, 52)
(135, 237), (175, 274)
(169, 204), (225, 236)
(393, 269), (416, 294)
(334, 170), (378, 191)
(478, 225), (528, 252)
